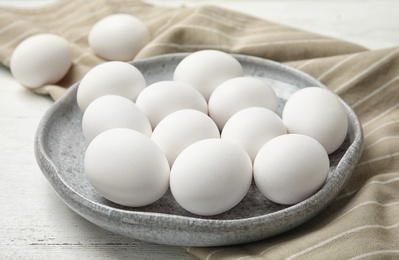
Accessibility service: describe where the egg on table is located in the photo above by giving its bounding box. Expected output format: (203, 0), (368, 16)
(88, 14), (149, 61)
(10, 33), (72, 89)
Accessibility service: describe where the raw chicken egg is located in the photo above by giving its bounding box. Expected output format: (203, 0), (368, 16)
(282, 87), (348, 154)
(82, 95), (152, 143)
(10, 33), (72, 88)
(254, 134), (329, 205)
(76, 61), (146, 111)
(221, 107), (287, 162)
(208, 77), (278, 130)
(152, 109), (220, 166)
(170, 139), (252, 216)
(173, 50), (243, 101)
(88, 14), (149, 61)
(135, 81), (207, 128)
(84, 128), (170, 207)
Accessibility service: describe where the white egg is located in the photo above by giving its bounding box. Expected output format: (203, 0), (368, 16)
(221, 107), (287, 162)
(152, 109), (220, 166)
(84, 128), (170, 207)
(82, 95), (152, 143)
(88, 14), (149, 61)
(254, 134), (329, 205)
(135, 81), (207, 128)
(76, 61), (146, 111)
(170, 139), (252, 216)
(173, 50), (243, 101)
(208, 77), (278, 130)
(282, 87), (348, 154)
(10, 33), (72, 88)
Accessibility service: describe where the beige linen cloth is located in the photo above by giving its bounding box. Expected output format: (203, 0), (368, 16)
(1, 0), (398, 259)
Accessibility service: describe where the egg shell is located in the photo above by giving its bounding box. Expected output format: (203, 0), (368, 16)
(84, 128), (170, 207)
(253, 134), (329, 205)
(173, 50), (244, 101)
(135, 80), (208, 128)
(221, 107), (287, 162)
(76, 61), (146, 111)
(88, 14), (149, 61)
(208, 77), (278, 130)
(152, 109), (220, 167)
(10, 33), (72, 88)
(170, 138), (252, 216)
(82, 95), (152, 143)
(282, 87), (348, 154)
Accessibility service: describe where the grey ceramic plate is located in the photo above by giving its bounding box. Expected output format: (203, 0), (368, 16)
(35, 53), (363, 247)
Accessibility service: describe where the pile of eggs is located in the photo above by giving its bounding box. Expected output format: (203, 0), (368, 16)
(8, 12), (348, 216)
(77, 50), (348, 216)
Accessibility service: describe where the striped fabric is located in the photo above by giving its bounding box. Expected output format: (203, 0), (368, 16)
(1, 1), (398, 259)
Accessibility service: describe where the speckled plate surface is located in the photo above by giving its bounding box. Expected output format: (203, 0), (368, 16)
(35, 53), (363, 247)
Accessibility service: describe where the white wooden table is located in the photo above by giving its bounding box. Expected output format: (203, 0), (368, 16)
(1, 1), (398, 259)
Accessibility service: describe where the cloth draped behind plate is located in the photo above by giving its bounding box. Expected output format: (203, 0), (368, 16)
(1, 0), (398, 259)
